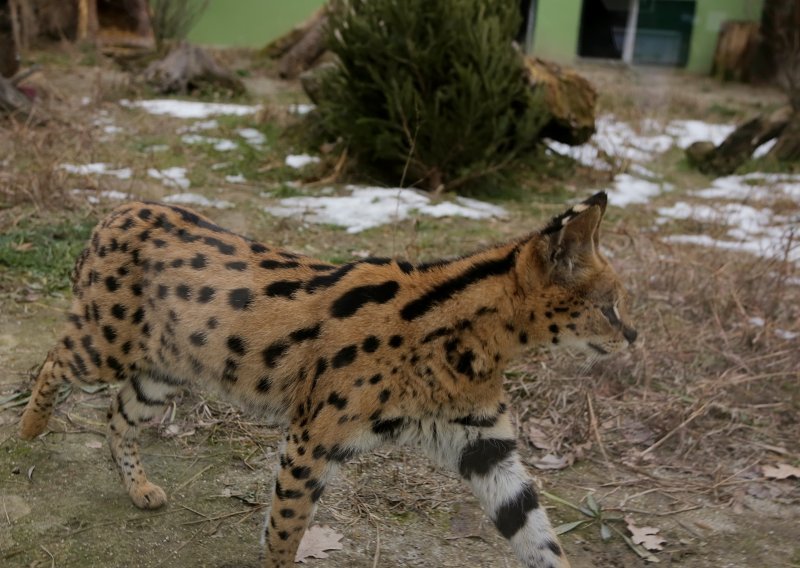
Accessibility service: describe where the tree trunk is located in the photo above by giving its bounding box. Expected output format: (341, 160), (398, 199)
(0, 0), (19, 77)
(712, 21), (760, 82)
(769, 112), (800, 160)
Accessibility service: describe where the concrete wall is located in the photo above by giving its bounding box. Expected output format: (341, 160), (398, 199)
(189, 0), (325, 47)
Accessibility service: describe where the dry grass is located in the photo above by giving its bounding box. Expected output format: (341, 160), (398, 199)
(506, 224), (799, 503)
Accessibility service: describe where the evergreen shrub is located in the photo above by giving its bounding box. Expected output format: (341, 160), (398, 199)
(316, 0), (547, 191)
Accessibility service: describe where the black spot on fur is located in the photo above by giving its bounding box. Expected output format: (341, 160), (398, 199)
(189, 331), (207, 346)
(105, 276), (119, 292)
(291, 466), (311, 480)
(225, 261), (247, 271)
(372, 417), (404, 436)
(227, 336), (247, 356)
(327, 392), (348, 410)
(456, 350), (476, 379)
(263, 342), (289, 368)
(265, 280), (303, 299)
(305, 264), (356, 293)
(453, 413), (498, 428)
(379, 389), (391, 403)
(176, 284), (192, 300)
(259, 259), (299, 270)
(190, 253), (207, 269)
(332, 345), (357, 368)
(111, 304), (127, 320)
(362, 336), (380, 353)
(290, 324), (321, 344)
(228, 288), (253, 310)
(494, 484), (539, 539)
(328, 444), (356, 462)
(157, 285), (169, 299)
(203, 236), (235, 255)
(132, 307), (145, 324)
(388, 335), (403, 348)
(458, 438), (516, 478)
(102, 325), (117, 343)
(198, 286), (215, 303)
(256, 376), (272, 392)
(331, 281), (400, 318)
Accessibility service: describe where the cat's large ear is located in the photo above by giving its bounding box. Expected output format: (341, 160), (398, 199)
(542, 192), (607, 277)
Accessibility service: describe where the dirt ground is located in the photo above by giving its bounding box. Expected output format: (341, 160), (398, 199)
(1, 48), (799, 568)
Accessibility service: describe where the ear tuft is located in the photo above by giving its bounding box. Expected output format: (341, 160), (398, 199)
(541, 192), (607, 236)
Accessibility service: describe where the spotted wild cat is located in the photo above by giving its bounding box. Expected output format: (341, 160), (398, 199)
(19, 191), (636, 567)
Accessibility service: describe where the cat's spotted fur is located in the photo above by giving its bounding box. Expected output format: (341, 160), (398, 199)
(19, 191), (636, 567)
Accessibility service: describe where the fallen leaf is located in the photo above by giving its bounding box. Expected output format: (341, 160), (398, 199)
(762, 463), (800, 480)
(85, 440), (103, 449)
(448, 503), (488, 540)
(530, 453), (574, 471)
(295, 524), (343, 563)
(12, 242), (34, 252)
(625, 516), (665, 552)
(526, 419), (554, 450)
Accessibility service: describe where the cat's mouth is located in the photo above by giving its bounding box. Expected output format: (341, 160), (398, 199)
(587, 343), (608, 355)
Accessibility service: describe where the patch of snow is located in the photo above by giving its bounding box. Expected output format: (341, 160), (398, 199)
(665, 120), (735, 149)
(225, 174), (247, 184)
(237, 128), (266, 146)
(180, 134), (238, 152)
(162, 192), (233, 209)
(148, 167), (190, 189)
(289, 103), (315, 115)
(775, 329), (798, 340)
(547, 140), (611, 171)
(549, 116), (735, 174)
(71, 189), (133, 204)
(658, 199), (798, 262)
(60, 163), (132, 180)
(604, 174), (673, 207)
(178, 119), (219, 133)
(122, 99), (260, 119)
(286, 154), (321, 169)
(694, 173), (800, 202)
(265, 186), (507, 233)
(753, 138), (778, 159)
(749, 316), (766, 327)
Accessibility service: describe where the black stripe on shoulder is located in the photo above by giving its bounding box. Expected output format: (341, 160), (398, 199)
(401, 248), (518, 321)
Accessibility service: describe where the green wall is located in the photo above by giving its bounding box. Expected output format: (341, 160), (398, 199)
(686, 0), (763, 73)
(189, 0), (326, 47)
(531, 0), (764, 74)
(531, 0), (583, 62)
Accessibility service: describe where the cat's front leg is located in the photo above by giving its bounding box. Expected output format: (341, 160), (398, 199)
(423, 408), (570, 568)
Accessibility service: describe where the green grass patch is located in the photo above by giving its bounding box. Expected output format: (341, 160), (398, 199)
(0, 217), (94, 294)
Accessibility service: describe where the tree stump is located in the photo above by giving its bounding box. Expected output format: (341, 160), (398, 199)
(712, 21), (760, 82)
(0, 73), (32, 118)
(143, 42), (245, 95)
(523, 56), (597, 145)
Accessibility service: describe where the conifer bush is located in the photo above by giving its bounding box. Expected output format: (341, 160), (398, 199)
(316, 0), (547, 191)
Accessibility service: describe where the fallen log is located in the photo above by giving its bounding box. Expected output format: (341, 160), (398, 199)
(143, 42), (244, 95)
(686, 106), (793, 174)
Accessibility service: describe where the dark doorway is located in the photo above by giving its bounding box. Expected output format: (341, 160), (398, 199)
(578, 0), (631, 59)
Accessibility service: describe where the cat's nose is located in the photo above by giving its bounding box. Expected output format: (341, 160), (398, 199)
(623, 326), (638, 345)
